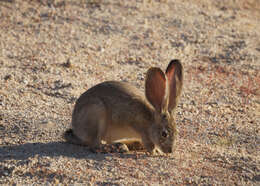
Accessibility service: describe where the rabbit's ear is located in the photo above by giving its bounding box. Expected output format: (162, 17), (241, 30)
(145, 67), (167, 112)
(165, 59), (183, 113)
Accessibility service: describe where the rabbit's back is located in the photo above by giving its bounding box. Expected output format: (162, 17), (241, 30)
(75, 81), (147, 110)
(72, 81), (153, 142)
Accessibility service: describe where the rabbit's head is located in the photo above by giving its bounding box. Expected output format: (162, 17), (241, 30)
(146, 59), (183, 153)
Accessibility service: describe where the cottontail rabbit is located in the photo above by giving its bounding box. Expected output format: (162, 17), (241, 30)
(64, 59), (183, 154)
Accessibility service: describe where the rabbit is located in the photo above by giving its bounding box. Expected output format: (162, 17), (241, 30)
(64, 59), (183, 154)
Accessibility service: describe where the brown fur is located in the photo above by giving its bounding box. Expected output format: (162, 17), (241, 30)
(64, 59), (184, 154)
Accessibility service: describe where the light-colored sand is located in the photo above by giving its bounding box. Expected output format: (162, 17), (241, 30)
(0, 0), (259, 184)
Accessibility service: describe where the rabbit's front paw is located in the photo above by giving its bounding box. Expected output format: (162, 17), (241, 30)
(143, 141), (156, 155)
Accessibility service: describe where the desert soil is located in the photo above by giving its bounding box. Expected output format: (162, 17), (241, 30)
(0, 0), (259, 185)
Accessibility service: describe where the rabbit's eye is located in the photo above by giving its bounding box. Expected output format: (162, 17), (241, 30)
(162, 114), (167, 120)
(161, 130), (168, 138)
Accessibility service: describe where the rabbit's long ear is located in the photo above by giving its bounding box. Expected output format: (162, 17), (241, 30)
(145, 67), (167, 112)
(165, 59), (183, 113)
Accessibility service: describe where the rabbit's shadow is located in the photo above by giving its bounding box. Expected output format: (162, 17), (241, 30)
(0, 141), (149, 161)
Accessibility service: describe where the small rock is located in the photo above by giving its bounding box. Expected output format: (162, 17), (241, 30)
(39, 120), (55, 129)
(4, 74), (12, 81)
(63, 59), (72, 68)
(253, 175), (260, 182)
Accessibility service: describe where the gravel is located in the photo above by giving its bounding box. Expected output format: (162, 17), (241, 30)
(0, 0), (259, 185)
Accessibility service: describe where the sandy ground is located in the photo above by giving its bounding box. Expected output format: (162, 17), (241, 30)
(0, 0), (259, 185)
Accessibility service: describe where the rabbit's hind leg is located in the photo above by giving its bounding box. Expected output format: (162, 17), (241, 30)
(71, 98), (108, 152)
